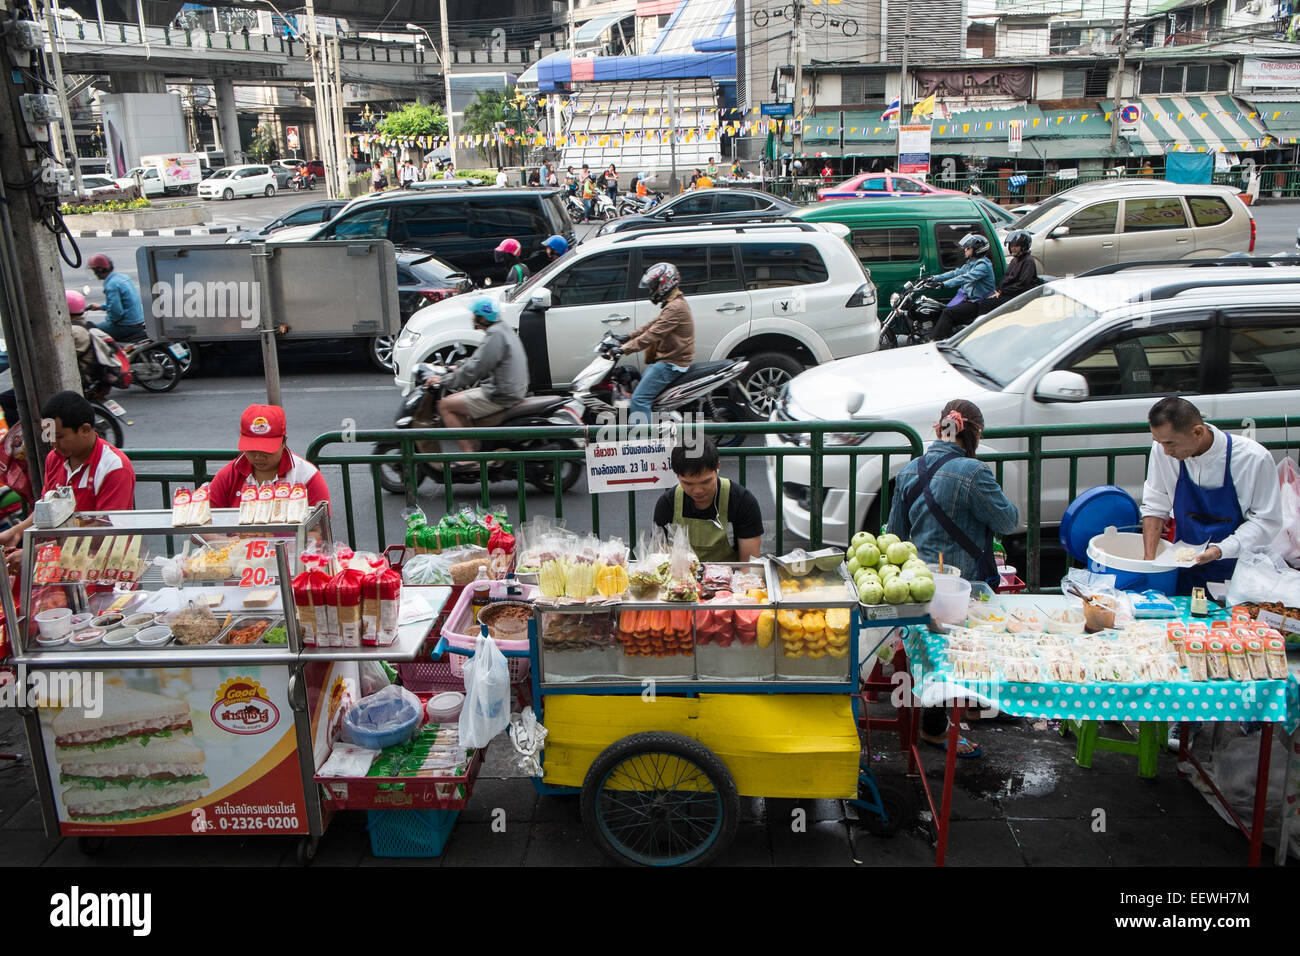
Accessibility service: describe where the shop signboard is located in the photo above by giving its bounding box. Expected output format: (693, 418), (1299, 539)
(1008, 119), (1023, 153)
(37, 665), (308, 836)
(286, 126), (300, 150)
(584, 435), (677, 494)
(1242, 57), (1300, 88)
(897, 124), (932, 176)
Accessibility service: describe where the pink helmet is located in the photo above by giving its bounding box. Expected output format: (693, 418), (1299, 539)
(65, 290), (86, 315)
(494, 238), (522, 258)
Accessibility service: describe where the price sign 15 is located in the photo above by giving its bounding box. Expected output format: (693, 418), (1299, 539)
(244, 540), (270, 560)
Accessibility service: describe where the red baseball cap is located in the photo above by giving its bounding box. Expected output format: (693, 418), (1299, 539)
(239, 404), (287, 454)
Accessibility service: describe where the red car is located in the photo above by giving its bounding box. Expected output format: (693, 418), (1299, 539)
(305, 159), (326, 179)
(817, 172), (963, 201)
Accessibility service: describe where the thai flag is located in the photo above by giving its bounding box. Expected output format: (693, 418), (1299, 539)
(881, 98), (900, 122)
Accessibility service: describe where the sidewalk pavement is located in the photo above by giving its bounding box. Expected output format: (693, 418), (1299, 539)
(0, 704), (1280, 867)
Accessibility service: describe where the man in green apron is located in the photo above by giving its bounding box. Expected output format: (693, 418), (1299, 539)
(653, 438), (764, 562)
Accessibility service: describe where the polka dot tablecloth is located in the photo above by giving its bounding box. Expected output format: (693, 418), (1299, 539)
(902, 599), (1300, 732)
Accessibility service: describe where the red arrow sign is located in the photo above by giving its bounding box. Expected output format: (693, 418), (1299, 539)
(607, 476), (660, 486)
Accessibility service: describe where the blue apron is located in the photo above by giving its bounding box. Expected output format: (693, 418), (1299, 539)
(1173, 434), (1243, 595)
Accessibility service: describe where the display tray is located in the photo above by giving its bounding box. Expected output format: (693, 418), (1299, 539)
(766, 560), (857, 608)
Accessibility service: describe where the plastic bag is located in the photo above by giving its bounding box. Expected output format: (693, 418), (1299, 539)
(1270, 457), (1300, 568)
(359, 659), (392, 697)
(343, 684), (422, 747)
(1227, 548), (1300, 610)
(459, 635), (511, 748)
(402, 553), (454, 586)
(664, 525), (700, 602)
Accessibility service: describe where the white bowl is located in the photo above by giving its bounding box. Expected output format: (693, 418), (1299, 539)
(122, 613), (156, 629)
(35, 632), (70, 647)
(69, 628), (104, 647)
(134, 625), (172, 647)
(91, 613), (124, 629)
(35, 608), (73, 640)
(102, 628), (137, 647)
(69, 613), (96, 632)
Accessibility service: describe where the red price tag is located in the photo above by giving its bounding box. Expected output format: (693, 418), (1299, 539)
(240, 566), (275, 588)
(244, 540), (270, 560)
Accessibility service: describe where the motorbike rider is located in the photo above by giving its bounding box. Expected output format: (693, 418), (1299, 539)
(982, 230), (1039, 307)
(66, 290), (127, 396)
(581, 174), (600, 220)
(429, 297), (528, 466)
(542, 235), (569, 262)
(929, 233), (997, 341)
(617, 262), (694, 427)
(494, 238), (531, 286)
(85, 253), (146, 343)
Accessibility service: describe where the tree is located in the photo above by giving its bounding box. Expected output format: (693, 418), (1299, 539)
(377, 102), (448, 140)
(462, 85), (535, 162)
(247, 125), (280, 163)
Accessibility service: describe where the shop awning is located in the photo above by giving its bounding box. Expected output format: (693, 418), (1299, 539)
(802, 111), (897, 155)
(575, 11), (632, 45)
(1252, 101), (1300, 145)
(1101, 95), (1274, 156)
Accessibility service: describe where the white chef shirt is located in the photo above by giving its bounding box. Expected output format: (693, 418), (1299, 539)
(1140, 424), (1282, 560)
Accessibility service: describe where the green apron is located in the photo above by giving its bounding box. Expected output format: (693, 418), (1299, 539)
(674, 478), (738, 562)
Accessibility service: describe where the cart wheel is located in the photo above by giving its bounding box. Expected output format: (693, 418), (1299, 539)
(856, 781), (916, 838)
(296, 835), (319, 866)
(77, 835), (107, 856)
(581, 731), (739, 867)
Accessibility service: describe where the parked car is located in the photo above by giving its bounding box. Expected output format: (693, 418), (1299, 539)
(818, 172), (964, 201)
(305, 159), (326, 180)
(71, 175), (126, 198)
(597, 188), (800, 236)
(198, 164), (277, 200)
(268, 161), (299, 189)
(297, 187), (574, 287)
(767, 263), (1300, 547)
(1002, 180), (1254, 275)
(113, 166), (166, 198)
(226, 199), (348, 243)
(392, 221), (878, 417)
(795, 196), (1008, 322)
(366, 252), (475, 370)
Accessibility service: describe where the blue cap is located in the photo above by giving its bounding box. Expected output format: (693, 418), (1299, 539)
(469, 297), (499, 322)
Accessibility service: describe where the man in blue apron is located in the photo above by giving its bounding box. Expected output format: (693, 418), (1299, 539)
(1141, 397), (1281, 595)
(653, 438), (763, 562)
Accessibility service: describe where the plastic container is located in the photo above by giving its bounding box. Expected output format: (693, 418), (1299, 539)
(35, 608), (72, 640)
(134, 625), (173, 647)
(69, 628), (104, 648)
(1086, 528), (1179, 593)
(35, 631), (70, 648)
(102, 628), (137, 647)
(91, 613), (123, 630)
(929, 575), (972, 629)
(366, 809), (459, 858)
(425, 691), (465, 723)
(69, 612), (95, 632)
(343, 694), (422, 749)
(1060, 486), (1140, 562)
(122, 613), (156, 629)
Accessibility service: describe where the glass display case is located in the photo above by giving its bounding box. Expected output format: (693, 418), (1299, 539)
(18, 506), (330, 659)
(531, 560), (859, 690)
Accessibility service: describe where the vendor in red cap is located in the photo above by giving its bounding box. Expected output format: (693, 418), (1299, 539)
(208, 404), (330, 510)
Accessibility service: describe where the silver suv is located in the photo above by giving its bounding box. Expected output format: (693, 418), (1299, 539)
(1004, 180), (1253, 275)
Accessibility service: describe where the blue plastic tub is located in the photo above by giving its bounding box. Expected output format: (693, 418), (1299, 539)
(366, 809), (460, 858)
(1086, 530), (1179, 594)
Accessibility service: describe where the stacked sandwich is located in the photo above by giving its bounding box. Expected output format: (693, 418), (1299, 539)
(51, 687), (209, 823)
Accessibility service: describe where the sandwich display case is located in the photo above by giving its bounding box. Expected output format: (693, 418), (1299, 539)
(10, 506), (450, 861)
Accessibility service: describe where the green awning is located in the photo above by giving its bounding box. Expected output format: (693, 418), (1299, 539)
(932, 107), (1045, 143)
(1252, 101), (1300, 145)
(802, 111), (897, 153)
(1100, 95), (1274, 155)
(1027, 138), (1126, 160)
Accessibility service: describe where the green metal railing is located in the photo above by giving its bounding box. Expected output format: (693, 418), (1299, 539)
(127, 450), (231, 510)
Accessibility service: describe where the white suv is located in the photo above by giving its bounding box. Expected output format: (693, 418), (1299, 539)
(199, 164), (277, 201)
(392, 222), (878, 415)
(769, 263), (1300, 546)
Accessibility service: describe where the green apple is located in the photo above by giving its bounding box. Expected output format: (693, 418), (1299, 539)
(855, 542), (881, 568)
(909, 576), (936, 602)
(886, 542), (912, 565)
(904, 541), (918, 557)
(851, 531), (877, 551)
(846, 555), (862, 575)
(879, 564), (899, 583)
(877, 533), (901, 552)
(902, 557), (929, 573)
(883, 578), (910, 604)
(857, 578), (884, 605)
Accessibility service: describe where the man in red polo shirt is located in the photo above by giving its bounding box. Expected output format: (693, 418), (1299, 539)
(0, 391), (136, 557)
(208, 404), (330, 509)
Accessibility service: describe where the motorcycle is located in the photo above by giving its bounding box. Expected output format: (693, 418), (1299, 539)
(565, 190), (617, 223)
(290, 170), (316, 191)
(374, 363), (586, 495)
(568, 331), (754, 447)
(616, 190), (663, 217)
(878, 277), (948, 350)
(113, 336), (188, 392)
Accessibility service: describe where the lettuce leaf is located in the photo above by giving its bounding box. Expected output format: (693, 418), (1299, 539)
(60, 773), (208, 791)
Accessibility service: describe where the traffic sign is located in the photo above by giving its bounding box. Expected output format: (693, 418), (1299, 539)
(1119, 103), (1141, 135)
(761, 102), (794, 117)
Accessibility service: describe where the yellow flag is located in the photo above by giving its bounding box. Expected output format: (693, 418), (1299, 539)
(910, 92), (937, 118)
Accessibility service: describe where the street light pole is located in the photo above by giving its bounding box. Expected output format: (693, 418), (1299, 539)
(407, 18), (456, 165)
(1110, 0), (1133, 154)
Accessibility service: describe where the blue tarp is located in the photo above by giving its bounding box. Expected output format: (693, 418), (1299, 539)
(1165, 151), (1214, 184)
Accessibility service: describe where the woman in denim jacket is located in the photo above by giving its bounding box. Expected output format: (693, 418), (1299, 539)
(888, 399), (1018, 757)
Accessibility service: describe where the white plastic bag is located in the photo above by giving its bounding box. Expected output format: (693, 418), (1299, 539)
(458, 634), (511, 747)
(1226, 548), (1300, 609)
(1270, 457), (1300, 567)
(358, 660), (391, 697)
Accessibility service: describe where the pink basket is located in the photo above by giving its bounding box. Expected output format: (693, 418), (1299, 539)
(442, 580), (536, 653)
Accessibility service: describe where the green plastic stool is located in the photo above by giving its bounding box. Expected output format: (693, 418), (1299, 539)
(1060, 720), (1168, 779)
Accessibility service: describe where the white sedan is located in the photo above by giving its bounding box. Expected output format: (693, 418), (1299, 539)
(198, 164), (277, 201)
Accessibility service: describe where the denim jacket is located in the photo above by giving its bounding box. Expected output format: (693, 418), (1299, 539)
(933, 257), (995, 300)
(886, 441), (1019, 581)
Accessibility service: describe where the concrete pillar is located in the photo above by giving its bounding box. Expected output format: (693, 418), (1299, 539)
(113, 70), (167, 94)
(213, 77), (243, 164)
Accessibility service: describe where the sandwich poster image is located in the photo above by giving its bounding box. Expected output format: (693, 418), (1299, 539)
(39, 667), (307, 836)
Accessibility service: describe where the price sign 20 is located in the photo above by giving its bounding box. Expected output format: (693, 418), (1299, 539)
(240, 566), (275, 587)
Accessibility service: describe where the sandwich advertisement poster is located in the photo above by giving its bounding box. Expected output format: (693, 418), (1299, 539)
(38, 666), (307, 836)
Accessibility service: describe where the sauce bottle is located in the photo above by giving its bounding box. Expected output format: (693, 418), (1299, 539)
(470, 565), (492, 624)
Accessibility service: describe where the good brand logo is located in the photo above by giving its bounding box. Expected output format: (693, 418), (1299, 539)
(211, 677), (279, 735)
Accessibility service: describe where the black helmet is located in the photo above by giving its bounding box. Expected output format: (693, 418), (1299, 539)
(957, 233), (990, 256)
(1006, 230), (1031, 254)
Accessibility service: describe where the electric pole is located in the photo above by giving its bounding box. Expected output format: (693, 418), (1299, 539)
(668, 86), (678, 194)
(1110, 0), (1133, 153)
(331, 36), (349, 194)
(792, 0), (804, 157)
(899, 0), (911, 118)
(568, 0), (575, 56)
(439, 0), (455, 166)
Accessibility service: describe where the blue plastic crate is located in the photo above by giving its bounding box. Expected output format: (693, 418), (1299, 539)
(366, 809), (460, 858)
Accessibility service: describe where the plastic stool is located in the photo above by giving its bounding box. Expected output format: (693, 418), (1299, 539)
(1060, 719), (1167, 779)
